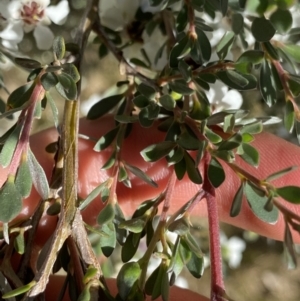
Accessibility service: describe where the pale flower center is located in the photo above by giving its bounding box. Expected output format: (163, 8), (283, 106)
(20, 1), (45, 25)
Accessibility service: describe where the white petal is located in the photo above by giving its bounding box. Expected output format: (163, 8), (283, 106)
(7, 1), (22, 19)
(221, 89), (243, 110)
(33, 25), (54, 50)
(46, 0), (70, 25)
(0, 22), (23, 42)
(0, 0), (12, 18)
(1, 39), (19, 50)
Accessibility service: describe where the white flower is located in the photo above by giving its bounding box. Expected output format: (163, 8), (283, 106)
(0, 0), (70, 50)
(221, 233), (246, 269)
(206, 80), (243, 112)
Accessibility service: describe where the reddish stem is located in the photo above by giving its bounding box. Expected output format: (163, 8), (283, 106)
(203, 154), (226, 301)
(8, 81), (45, 176)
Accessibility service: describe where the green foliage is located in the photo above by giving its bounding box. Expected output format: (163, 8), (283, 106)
(2, 2), (300, 301)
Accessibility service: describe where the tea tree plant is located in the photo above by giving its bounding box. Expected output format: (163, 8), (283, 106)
(1, 0), (300, 301)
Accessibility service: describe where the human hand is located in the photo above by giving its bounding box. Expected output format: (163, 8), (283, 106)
(1, 115), (300, 301)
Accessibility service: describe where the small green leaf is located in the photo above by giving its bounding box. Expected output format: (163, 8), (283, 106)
(117, 262), (141, 300)
(101, 151), (116, 170)
(186, 252), (204, 278)
(284, 100), (295, 133)
(260, 59), (277, 106)
(169, 35), (192, 68)
(119, 217), (146, 233)
(159, 95), (176, 111)
(270, 8), (292, 34)
(0, 123), (22, 168)
(56, 73), (77, 100)
(230, 181), (244, 217)
(205, 127), (222, 144)
(226, 70), (249, 88)
(141, 141), (176, 162)
(137, 83), (156, 99)
(27, 149), (49, 200)
(284, 222), (297, 267)
(169, 80), (194, 95)
(15, 157), (32, 198)
(130, 58), (148, 68)
(77, 286), (90, 301)
(217, 71), (257, 90)
(41, 72), (58, 91)
(178, 60), (192, 82)
(122, 232), (140, 262)
(276, 186), (300, 204)
(87, 94), (124, 120)
(237, 50), (264, 65)
(265, 166), (297, 182)
(177, 130), (200, 150)
(174, 158), (186, 180)
(97, 203), (115, 225)
(168, 217), (190, 235)
(223, 114), (235, 133)
(99, 221), (116, 257)
(240, 121), (263, 134)
(232, 13), (244, 35)
(133, 95), (150, 109)
(14, 231), (25, 254)
(216, 31), (235, 60)
(218, 133), (242, 151)
(2, 280), (36, 299)
(176, 4), (188, 32)
(220, 0), (228, 15)
(62, 63), (80, 83)
(0, 176), (22, 223)
(14, 57), (41, 69)
(184, 151), (202, 184)
(244, 181), (278, 223)
(99, 43), (108, 58)
(94, 127), (119, 151)
(251, 17), (276, 42)
(53, 36), (65, 60)
(79, 181), (109, 211)
(208, 157), (225, 188)
(239, 143), (259, 167)
(125, 163), (158, 187)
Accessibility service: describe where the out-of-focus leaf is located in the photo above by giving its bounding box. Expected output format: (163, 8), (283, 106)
(14, 58), (41, 69)
(169, 80), (194, 95)
(216, 31), (235, 60)
(232, 13), (244, 34)
(237, 50), (264, 65)
(284, 222), (297, 267)
(137, 83), (156, 99)
(276, 186), (300, 204)
(251, 17), (275, 42)
(260, 59), (277, 106)
(208, 157), (225, 188)
(87, 94), (124, 120)
(0, 176), (22, 223)
(270, 8), (292, 34)
(117, 262), (141, 300)
(41, 72), (58, 91)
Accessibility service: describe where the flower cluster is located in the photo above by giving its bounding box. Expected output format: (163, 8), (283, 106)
(0, 0), (69, 50)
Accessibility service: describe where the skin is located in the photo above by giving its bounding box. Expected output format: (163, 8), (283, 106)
(1, 115), (300, 300)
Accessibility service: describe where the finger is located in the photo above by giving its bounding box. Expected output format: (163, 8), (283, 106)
(1, 116), (300, 242)
(46, 276), (209, 301)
